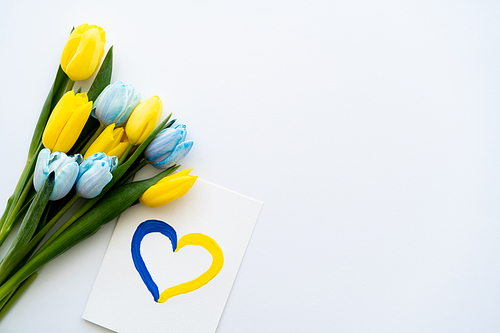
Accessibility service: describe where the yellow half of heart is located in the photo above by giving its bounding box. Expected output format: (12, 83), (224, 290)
(157, 233), (224, 303)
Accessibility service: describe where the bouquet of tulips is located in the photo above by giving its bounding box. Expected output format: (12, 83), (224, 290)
(0, 24), (196, 318)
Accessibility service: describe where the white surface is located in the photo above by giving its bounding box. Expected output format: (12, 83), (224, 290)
(83, 179), (262, 333)
(0, 0), (499, 332)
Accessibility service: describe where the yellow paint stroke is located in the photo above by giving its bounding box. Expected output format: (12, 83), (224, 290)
(157, 233), (224, 303)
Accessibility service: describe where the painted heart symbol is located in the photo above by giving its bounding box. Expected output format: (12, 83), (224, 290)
(131, 219), (224, 303)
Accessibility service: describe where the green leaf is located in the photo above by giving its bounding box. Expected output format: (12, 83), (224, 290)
(28, 66), (69, 160)
(50, 66), (71, 110)
(8, 195), (35, 231)
(87, 45), (113, 102)
(36, 201), (52, 233)
(0, 169), (36, 248)
(0, 172), (54, 285)
(164, 119), (176, 129)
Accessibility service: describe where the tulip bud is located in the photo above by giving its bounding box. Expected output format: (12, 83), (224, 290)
(144, 124), (194, 169)
(76, 153), (118, 199)
(84, 124), (130, 160)
(125, 96), (162, 145)
(42, 91), (92, 153)
(60, 24), (106, 81)
(92, 81), (141, 127)
(34, 148), (82, 201)
(139, 169), (197, 208)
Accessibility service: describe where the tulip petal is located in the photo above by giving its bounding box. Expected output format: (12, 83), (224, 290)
(84, 124), (115, 159)
(93, 81), (141, 127)
(92, 82), (113, 119)
(155, 169), (193, 186)
(33, 150), (82, 201)
(61, 34), (82, 70)
(140, 173), (197, 208)
(175, 124), (188, 143)
(138, 112), (162, 144)
(46, 153), (67, 173)
(108, 156), (119, 172)
(107, 141), (129, 159)
(119, 86), (141, 127)
(73, 24), (89, 35)
(108, 127), (126, 148)
(94, 83), (126, 126)
(61, 24), (106, 81)
(126, 96), (162, 145)
(76, 152), (117, 198)
(151, 141), (194, 169)
(144, 126), (185, 162)
(50, 162), (79, 201)
(43, 92), (92, 153)
(53, 99), (92, 152)
(66, 28), (103, 81)
(33, 148), (51, 192)
(76, 161), (112, 198)
(43, 92), (75, 151)
(78, 152), (105, 180)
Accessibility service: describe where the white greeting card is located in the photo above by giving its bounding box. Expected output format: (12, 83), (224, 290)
(83, 179), (262, 332)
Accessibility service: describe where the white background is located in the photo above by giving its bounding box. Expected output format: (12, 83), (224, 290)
(0, 0), (499, 332)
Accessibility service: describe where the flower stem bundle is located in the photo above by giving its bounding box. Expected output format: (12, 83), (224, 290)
(0, 24), (196, 320)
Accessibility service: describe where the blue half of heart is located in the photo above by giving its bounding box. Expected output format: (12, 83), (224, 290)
(131, 219), (178, 302)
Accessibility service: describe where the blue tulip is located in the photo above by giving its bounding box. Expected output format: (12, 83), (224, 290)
(144, 124), (194, 169)
(34, 148), (82, 201)
(76, 153), (118, 199)
(92, 81), (141, 127)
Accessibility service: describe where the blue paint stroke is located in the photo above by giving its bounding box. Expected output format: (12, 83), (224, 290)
(131, 219), (178, 302)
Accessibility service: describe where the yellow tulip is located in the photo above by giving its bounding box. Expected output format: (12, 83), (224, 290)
(42, 91), (92, 153)
(84, 123), (129, 159)
(60, 24), (106, 81)
(139, 169), (197, 208)
(125, 96), (162, 145)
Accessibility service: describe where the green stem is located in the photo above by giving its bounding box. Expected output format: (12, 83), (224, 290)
(118, 143), (135, 166)
(0, 195), (79, 284)
(7, 162), (31, 202)
(0, 174), (34, 247)
(0, 195), (75, 290)
(0, 273), (37, 320)
(0, 201), (52, 294)
(0, 143), (40, 235)
(80, 125), (105, 156)
(8, 196), (34, 231)
(0, 198), (14, 238)
(65, 80), (75, 93)
(0, 289), (15, 314)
